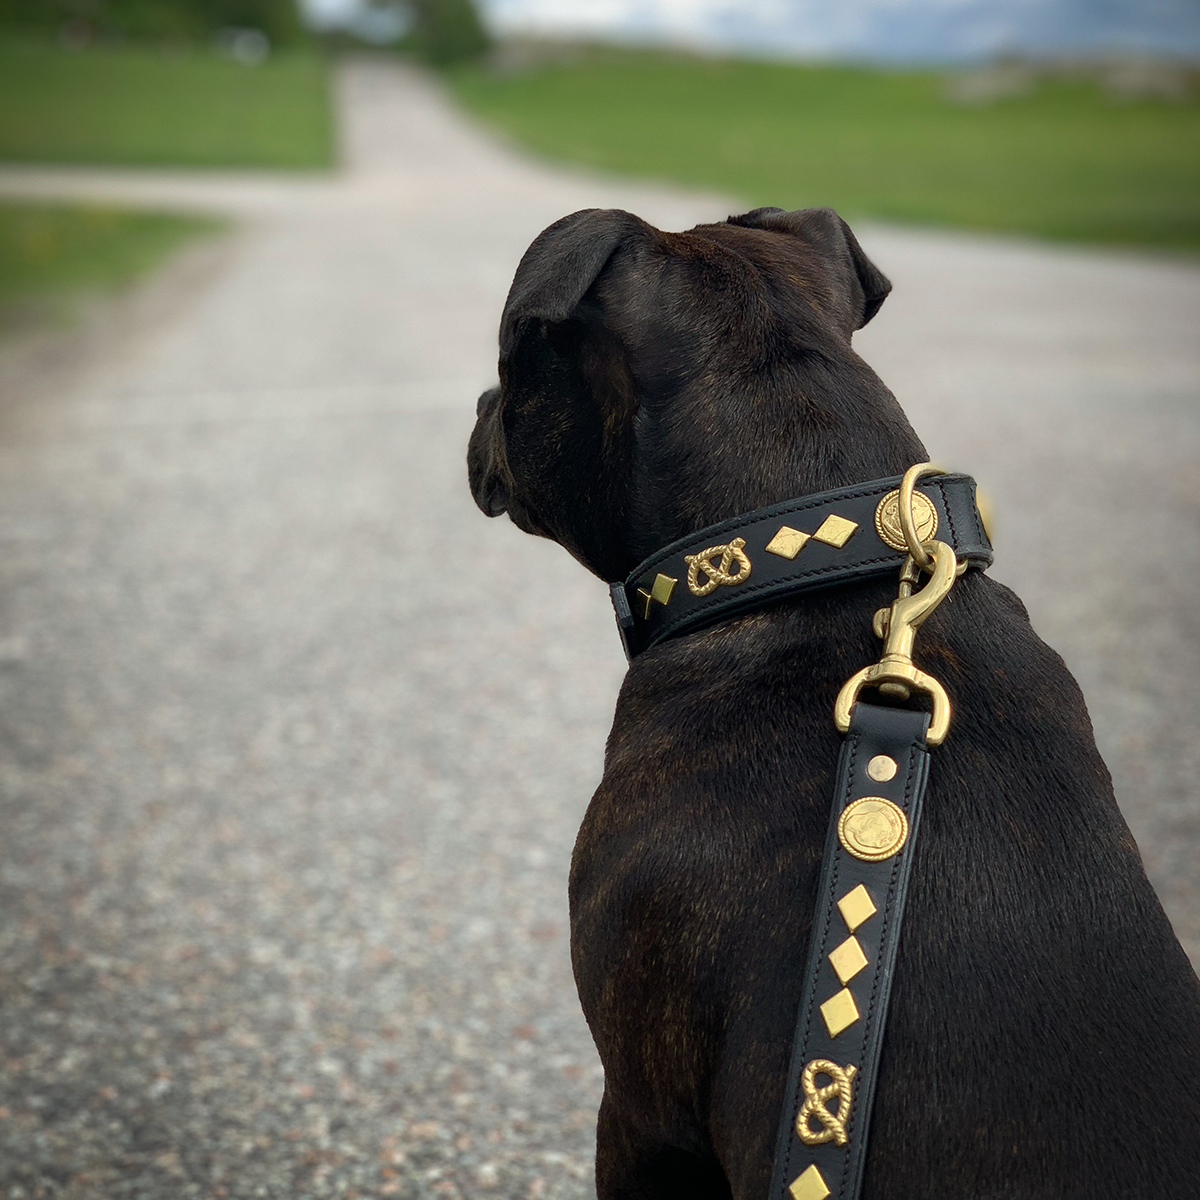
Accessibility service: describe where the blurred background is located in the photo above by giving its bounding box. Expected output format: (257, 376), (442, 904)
(0, 2), (1197, 1198)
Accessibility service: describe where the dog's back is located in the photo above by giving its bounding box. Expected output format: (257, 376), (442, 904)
(469, 205), (1200, 1199)
(573, 571), (1200, 1199)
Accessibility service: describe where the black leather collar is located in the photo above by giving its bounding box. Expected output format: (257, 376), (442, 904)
(610, 473), (991, 660)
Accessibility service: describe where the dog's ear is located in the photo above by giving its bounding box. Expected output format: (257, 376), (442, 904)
(480, 209), (657, 581)
(500, 208), (654, 351)
(729, 206), (891, 330)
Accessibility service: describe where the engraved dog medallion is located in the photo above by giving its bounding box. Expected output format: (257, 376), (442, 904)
(684, 537), (752, 596)
(838, 797), (909, 862)
(875, 488), (937, 553)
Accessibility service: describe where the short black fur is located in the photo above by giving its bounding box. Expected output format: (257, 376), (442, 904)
(467, 207), (1200, 1199)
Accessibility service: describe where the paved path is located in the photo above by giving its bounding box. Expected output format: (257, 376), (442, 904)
(0, 56), (1197, 1200)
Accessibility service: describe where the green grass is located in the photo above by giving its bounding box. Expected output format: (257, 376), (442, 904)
(0, 38), (334, 169)
(0, 201), (223, 329)
(448, 49), (1200, 250)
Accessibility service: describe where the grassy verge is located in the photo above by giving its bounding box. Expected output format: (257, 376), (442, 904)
(0, 201), (224, 331)
(0, 38), (334, 169)
(448, 49), (1200, 251)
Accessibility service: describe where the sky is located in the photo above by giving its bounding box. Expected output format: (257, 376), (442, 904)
(300, 0), (1200, 60)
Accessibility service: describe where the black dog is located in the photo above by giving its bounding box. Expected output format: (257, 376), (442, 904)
(468, 207), (1200, 1199)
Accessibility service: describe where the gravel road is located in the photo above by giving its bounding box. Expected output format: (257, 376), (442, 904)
(0, 56), (1197, 1200)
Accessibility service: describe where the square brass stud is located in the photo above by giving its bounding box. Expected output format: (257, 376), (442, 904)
(812, 514), (858, 548)
(820, 988), (860, 1038)
(635, 588), (654, 620)
(788, 1164), (831, 1200)
(765, 525), (810, 560)
(650, 573), (677, 606)
(836, 884), (877, 933)
(829, 935), (869, 986)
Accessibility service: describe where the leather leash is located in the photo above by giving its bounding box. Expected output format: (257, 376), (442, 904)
(610, 464), (987, 1200)
(767, 700), (930, 1200)
(769, 518), (963, 1200)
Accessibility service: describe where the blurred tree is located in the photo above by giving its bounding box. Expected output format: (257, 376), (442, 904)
(407, 0), (488, 65)
(0, 0), (304, 45)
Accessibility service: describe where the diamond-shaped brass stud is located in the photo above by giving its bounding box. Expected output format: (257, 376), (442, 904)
(765, 525), (810, 560)
(820, 988), (860, 1038)
(789, 1164), (831, 1200)
(812, 514), (858, 548)
(836, 884), (877, 932)
(829, 935), (869, 985)
(635, 573), (677, 620)
(650, 573), (676, 605)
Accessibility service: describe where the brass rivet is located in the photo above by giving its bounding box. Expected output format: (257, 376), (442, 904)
(866, 754), (897, 782)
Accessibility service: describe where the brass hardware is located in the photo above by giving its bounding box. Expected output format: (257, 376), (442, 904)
(789, 1165), (831, 1200)
(635, 572), (677, 620)
(866, 754), (897, 782)
(838, 797), (909, 862)
(976, 485), (996, 544)
(896, 462), (944, 570)
(820, 987), (860, 1038)
(875, 487), (937, 553)
(649, 573), (676, 606)
(684, 537), (751, 596)
(651, 572), (676, 605)
(836, 884), (877, 933)
(828, 936), (869, 985)
(796, 1060), (858, 1146)
(834, 538), (961, 746)
(811, 514), (858, 549)
(765, 525), (810, 560)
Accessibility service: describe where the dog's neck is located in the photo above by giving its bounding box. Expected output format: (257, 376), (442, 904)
(624, 350), (928, 563)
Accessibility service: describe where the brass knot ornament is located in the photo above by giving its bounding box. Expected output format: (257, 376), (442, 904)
(875, 488), (938, 553)
(684, 537), (752, 597)
(838, 797), (909, 862)
(796, 1059), (857, 1147)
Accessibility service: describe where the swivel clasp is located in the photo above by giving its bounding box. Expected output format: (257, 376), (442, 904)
(834, 538), (960, 746)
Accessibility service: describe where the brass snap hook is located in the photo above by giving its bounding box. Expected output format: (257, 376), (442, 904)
(896, 462), (945, 572)
(834, 539), (960, 746)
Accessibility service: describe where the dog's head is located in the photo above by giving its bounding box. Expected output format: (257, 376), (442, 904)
(468, 206), (926, 581)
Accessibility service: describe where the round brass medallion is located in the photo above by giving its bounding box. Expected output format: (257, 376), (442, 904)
(838, 797), (909, 862)
(874, 489), (938, 553)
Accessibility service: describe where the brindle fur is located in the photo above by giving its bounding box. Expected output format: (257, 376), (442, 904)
(467, 207), (1200, 1200)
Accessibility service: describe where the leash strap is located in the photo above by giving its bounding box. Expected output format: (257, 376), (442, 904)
(767, 701), (931, 1200)
(611, 473), (990, 660)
